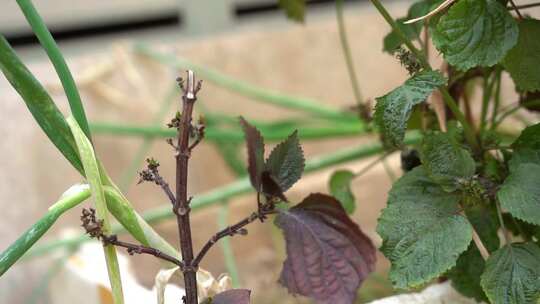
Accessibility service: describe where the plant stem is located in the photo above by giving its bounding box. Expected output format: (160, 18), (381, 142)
(369, 0), (479, 150)
(193, 208), (275, 267)
(460, 209), (490, 260)
(0, 35), (84, 175)
(440, 89), (479, 149)
(25, 132), (423, 258)
(218, 202), (241, 287)
(480, 72), (497, 134)
(511, 1), (540, 10)
(508, 0), (524, 19)
(369, 0), (427, 67)
(495, 200), (512, 245)
(16, 0), (91, 139)
(493, 99), (540, 128)
(101, 235), (183, 267)
(89, 121), (366, 141)
(381, 159), (397, 182)
(68, 117), (124, 303)
(336, 0), (364, 106)
(0, 186), (90, 276)
(490, 72), (502, 128)
(174, 71), (199, 304)
(353, 152), (390, 178)
(471, 227), (490, 260)
(134, 44), (358, 122)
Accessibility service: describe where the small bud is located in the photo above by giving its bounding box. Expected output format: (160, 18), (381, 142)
(146, 158), (160, 170)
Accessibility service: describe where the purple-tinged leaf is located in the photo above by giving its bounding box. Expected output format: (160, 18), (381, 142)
(239, 117), (265, 191)
(261, 171), (288, 202)
(212, 289), (251, 304)
(275, 193), (376, 304)
(266, 130), (305, 192)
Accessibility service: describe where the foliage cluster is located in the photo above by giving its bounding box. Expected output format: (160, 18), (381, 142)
(280, 0), (540, 303)
(1, 0), (540, 304)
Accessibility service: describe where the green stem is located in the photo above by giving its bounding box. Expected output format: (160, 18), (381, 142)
(493, 99), (540, 129)
(480, 72), (497, 134)
(353, 152), (389, 178)
(440, 88), (479, 149)
(218, 201), (241, 287)
(68, 117), (124, 303)
(0, 187), (91, 276)
(369, 0), (479, 150)
(496, 200), (512, 245)
(336, 0), (364, 105)
(134, 44), (358, 122)
(89, 121), (366, 141)
(25, 132), (423, 257)
(490, 72), (502, 128)
(16, 0), (91, 139)
(381, 158), (397, 182)
(369, 0), (427, 67)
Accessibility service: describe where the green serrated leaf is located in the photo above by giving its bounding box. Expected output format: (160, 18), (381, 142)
(421, 131), (475, 192)
(447, 196), (500, 301)
(376, 166), (472, 289)
(481, 243), (540, 304)
(503, 213), (540, 241)
(382, 0), (433, 54)
(265, 130), (305, 192)
(374, 70), (446, 148)
(503, 19), (540, 92)
(509, 123), (540, 170)
(448, 245), (489, 302)
(278, 0), (305, 23)
(431, 0), (518, 71)
(329, 170), (356, 214)
(464, 199), (500, 252)
(498, 163), (540, 225)
(512, 123), (540, 150)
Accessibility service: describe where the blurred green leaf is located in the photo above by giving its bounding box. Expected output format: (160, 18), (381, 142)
(498, 163), (540, 226)
(382, 0), (433, 53)
(0, 185), (91, 277)
(278, 0), (305, 22)
(503, 19), (540, 92)
(17, 0), (91, 139)
(0, 35), (83, 174)
(67, 117), (124, 304)
(329, 170), (356, 214)
(103, 187), (180, 260)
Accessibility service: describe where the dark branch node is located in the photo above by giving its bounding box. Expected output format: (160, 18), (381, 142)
(80, 208), (183, 267)
(137, 158), (177, 206)
(167, 111), (182, 129)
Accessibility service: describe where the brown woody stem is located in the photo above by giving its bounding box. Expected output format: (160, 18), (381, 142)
(508, 0), (524, 19)
(193, 206), (276, 267)
(153, 168), (177, 207)
(103, 235), (184, 267)
(175, 71), (201, 304)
